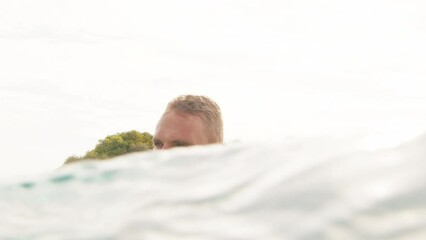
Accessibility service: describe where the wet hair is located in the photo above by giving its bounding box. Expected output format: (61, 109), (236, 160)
(165, 95), (223, 143)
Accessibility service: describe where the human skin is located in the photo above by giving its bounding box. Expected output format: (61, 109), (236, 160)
(153, 110), (210, 150)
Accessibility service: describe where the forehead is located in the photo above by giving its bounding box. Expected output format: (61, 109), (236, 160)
(154, 110), (209, 144)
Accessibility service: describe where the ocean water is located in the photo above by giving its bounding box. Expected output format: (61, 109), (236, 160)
(1, 135), (426, 240)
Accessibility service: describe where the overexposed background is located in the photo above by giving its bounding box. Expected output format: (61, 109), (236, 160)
(1, 0), (425, 181)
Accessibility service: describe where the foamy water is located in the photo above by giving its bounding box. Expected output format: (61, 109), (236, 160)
(1, 135), (426, 239)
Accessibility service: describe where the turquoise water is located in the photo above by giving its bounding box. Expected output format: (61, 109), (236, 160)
(1, 136), (426, 240)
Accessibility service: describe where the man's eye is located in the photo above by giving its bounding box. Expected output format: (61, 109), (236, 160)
(153, 140), (163, 148)
(173, 141), (190, 147)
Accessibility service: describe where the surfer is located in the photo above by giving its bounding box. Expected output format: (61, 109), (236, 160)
(152, 95), (224, 150)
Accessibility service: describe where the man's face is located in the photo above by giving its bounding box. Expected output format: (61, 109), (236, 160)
(153, 110), (210, 150)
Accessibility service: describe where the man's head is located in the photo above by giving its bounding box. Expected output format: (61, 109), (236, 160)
(153, 95), (223, 150)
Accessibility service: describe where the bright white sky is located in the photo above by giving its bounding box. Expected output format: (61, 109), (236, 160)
(1, 0), (426, 181)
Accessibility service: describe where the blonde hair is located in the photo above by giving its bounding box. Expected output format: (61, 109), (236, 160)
(165, 95), (223, 143)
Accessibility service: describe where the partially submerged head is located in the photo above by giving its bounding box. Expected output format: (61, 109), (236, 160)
(153, 95), (223, 150)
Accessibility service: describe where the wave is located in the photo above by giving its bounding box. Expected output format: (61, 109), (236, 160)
(1, 135), (426, 239)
